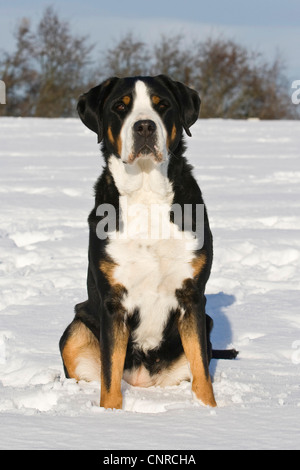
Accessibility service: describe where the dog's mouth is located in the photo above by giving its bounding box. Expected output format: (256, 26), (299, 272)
(128, 144), (164, 164)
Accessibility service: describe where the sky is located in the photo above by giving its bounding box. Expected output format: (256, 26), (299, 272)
(0, 0), (299, 81)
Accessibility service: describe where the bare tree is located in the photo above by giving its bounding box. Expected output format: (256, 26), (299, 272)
(34, 6), (94, 117)
(0, 6), (94, 117)
(0, 18), (38, 116)
(0, 11), (297, 119)
(243, 54), (296, 119)
(192, 36), (296, 119)
(151, 34), (194, 85)
(193, 37), (251, 118)
(102, 33), (150, 77)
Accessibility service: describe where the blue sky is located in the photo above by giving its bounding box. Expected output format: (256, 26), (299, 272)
(1, 0), (299, 80)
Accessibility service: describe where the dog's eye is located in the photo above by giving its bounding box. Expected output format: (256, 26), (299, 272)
(158, 100), (169, 110)
(114, 102), (126, 112)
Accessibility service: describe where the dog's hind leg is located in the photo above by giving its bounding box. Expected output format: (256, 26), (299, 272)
(59, 318), (100, 382)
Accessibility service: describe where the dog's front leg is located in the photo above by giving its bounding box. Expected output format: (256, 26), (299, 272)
(176, 280), (217, 407)
(99, 296), (129, 410)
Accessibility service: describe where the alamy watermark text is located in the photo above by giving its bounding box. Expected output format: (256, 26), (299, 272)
(0, 80), (6, 104)
(291, 80), (300, 105)
(95, 200), (204, 246)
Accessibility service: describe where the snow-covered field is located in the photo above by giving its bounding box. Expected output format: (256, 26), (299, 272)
(0, 117), (299, 450)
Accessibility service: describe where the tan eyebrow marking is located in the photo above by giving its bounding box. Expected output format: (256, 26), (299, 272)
(122, 96), (131, 105)
(152, 95), (161, 105)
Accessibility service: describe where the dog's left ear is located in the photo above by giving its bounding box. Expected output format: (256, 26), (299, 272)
(77, 77), (119, 143)
(156, 75), (201, 137)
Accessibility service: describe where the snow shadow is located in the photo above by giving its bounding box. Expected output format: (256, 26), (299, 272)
(206, 292), (236, 377)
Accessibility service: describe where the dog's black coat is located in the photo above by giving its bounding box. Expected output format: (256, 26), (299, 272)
(59, 75), (237, 407)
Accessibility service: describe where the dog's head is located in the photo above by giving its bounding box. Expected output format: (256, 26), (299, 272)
(77, 75), (200, 164)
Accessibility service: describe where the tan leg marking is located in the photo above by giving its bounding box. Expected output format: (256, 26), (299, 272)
(178, 315), (217, 407)
(191, 252), (207, 277)
(100, 322), (129, 410)
(99, 258), (118, 284)
(99, 258), (128, 409)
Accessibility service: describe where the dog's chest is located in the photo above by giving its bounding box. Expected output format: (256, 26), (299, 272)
(107, 156), (197, 351)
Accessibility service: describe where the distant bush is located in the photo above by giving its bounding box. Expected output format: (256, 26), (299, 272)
(0, 6), (297, 119)
(0, 6), (93, 117)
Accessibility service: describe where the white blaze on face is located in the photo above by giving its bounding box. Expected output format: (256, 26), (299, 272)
(120, 80), (168, 163)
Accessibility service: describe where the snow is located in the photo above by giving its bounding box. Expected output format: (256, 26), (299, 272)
(0, 116), (300, 450)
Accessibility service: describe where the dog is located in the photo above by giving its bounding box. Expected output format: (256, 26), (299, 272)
(59, 75), (238, 410)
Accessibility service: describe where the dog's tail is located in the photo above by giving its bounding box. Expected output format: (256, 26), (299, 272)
(212, 349), (239, 360)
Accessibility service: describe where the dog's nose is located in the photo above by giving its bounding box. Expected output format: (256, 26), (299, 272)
(133, 120), (157, 138)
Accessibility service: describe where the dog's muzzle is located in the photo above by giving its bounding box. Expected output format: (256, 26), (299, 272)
(130, 119), (162, 163)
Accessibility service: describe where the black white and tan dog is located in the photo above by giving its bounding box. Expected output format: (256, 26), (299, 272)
(59, 75), (238, 409)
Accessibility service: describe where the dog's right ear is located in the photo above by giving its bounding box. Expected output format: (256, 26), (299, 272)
(156, 75), (200, 137)
(77, 77), (119, 143)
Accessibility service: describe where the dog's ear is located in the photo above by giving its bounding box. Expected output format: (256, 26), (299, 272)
(77, 77), (119, 143)
(156, 75), (201, 137)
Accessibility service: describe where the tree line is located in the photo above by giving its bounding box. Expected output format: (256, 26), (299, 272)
(0, 6), (297, 119)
